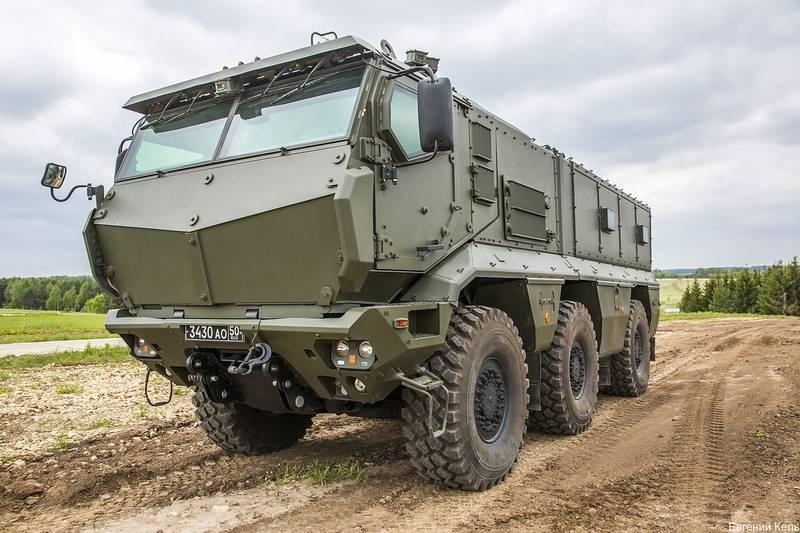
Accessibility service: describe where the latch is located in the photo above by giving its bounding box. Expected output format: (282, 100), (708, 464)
(379, 165), (398, 190)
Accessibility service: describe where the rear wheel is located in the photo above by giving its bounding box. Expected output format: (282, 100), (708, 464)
(530, 301), (599, 435)
(192, 388), (313, 454)
(605, 299), (651, 397)
(401, 306), (528, 491)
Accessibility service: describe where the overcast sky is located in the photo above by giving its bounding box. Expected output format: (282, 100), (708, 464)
(1, 0), (798, 276)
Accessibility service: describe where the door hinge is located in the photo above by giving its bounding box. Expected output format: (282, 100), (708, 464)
(374, 235), (390, 262)
(359, 137), (392, 164)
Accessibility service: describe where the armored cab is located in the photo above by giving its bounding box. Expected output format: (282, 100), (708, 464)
(43, 34), (659, 491)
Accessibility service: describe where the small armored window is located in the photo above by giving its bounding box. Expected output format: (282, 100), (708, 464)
(600, 208), (617, 232)
(636, 224), (650, 244)
(389, 84), (424, 159)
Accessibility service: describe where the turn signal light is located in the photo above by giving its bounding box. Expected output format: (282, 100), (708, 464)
(393, 318), (409, 329)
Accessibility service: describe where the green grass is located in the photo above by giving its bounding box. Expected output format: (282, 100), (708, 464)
(657, 278), (709, 308)
(276, 459), (366, 486)
(89, 417), (114, 429)
(133, 404), (155, 420)
(52, 434), (69, 453)
(660, 311), (788, 322)
(0, 345), (130, 371)
(55, 383), (84, 394)
(0, 385), (12, 395)
(0, 308), (114, 344)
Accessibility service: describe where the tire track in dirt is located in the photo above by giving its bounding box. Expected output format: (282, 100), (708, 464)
(3, 318), (798, 532)
(232, 320), (766, 532)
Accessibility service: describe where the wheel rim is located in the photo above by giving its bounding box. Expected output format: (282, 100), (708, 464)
(569, 339), (587, 399)
(474, 357), (508, 443)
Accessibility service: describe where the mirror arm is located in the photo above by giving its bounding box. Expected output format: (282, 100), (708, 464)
(397, 139), (439, 168)
(50, 183), (105, 208)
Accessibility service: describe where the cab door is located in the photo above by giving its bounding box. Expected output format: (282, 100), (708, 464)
(374, 78), (469, 271)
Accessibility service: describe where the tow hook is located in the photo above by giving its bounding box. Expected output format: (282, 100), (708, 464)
(227, 343), (272, 375)
(395, 367), (450, 438)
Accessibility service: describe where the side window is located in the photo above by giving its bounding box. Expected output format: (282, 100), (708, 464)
(389, 84), (423, 158)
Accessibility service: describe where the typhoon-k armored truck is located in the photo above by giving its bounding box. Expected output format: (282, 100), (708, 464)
(41, 33), (659, 491)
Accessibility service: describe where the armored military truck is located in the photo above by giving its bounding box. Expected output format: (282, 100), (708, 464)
(41, 33), (659, 491)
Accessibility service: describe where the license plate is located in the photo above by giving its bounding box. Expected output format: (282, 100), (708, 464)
(185, 324), (245, 343)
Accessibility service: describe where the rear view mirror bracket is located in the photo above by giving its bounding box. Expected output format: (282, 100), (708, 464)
(41, 162), (105, 209)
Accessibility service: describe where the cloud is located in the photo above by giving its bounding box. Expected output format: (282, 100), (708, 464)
(1, 0), (798, 276)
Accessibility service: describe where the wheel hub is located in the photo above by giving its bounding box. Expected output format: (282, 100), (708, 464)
(474, 357), (507, 442)
(569, 340), (587, 398)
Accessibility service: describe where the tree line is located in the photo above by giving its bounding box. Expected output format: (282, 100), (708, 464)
(679, 258), (800, 315)
(655, 266), (768, 279)
(0, 276), (117, 313)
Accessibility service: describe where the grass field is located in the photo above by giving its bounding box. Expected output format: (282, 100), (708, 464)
(0, 309), (114, 344)
(657, 278), (709, 308)
(659, 311), (784, 322)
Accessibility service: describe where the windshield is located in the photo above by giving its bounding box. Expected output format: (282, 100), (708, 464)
(220, 66), (363, 159)
(117, 64), (364, 180)
(118, 101), (232, 178)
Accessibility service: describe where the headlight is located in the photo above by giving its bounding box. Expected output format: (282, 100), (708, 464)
(331, 339), (376, 370)
(357, 341), (374, 358)
(334, 339), (350, 357)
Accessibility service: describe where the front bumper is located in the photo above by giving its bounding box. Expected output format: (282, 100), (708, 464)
(106, 302), (451, 405)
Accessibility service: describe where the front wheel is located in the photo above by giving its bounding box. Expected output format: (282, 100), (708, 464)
(401, 306), (529, 491)
(192, 388), (313, 455)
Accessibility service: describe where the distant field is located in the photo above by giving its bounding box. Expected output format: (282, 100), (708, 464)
(0, 309), (113, 344)
(658, 278), (709, 308)
(659, 311), (785, 322)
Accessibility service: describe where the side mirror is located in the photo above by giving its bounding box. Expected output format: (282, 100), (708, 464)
(41, 163), (67, 189)
(417, 77), (454, 153)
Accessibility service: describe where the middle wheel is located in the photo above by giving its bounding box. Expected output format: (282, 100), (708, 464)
(401, 305), (529, 491)
(530, 300), (599, 435)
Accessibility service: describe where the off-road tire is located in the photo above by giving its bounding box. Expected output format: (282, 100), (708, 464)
(192, 388), (313, 455)
(530, 301), (599, 435)
(605, 299), (651, 397)
(401, 306), (529, 491)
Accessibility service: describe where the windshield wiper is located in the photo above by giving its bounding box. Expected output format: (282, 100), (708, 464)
(268, 53), (334, 106)
(142, 88), (212, 131)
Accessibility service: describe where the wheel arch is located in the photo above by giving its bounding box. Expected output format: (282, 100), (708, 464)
(461, 277), (562, 354)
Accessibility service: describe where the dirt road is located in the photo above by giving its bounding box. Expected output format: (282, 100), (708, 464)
(1, 318), (798, 531)
(0, 338), (125, 358)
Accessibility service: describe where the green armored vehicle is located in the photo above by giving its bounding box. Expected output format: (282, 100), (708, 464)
(41, 33), (659, 491)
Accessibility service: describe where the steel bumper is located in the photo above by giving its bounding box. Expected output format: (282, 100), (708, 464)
(106, 302), (451, 404)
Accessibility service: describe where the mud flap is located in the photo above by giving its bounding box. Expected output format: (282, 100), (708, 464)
(526, 351), (542, 411)
(599, 357), (611, 387)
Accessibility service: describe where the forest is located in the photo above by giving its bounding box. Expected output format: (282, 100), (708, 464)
(0, 276), (116, 313)
(678, 258), (800, 315)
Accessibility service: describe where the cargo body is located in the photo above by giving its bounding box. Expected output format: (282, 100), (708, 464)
(79, 34), (659, 490)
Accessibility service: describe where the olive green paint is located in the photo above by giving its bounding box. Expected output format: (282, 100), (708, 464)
(81, 35), (659, 409)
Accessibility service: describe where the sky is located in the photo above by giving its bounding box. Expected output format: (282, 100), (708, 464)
(1, 0), (798, 276)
